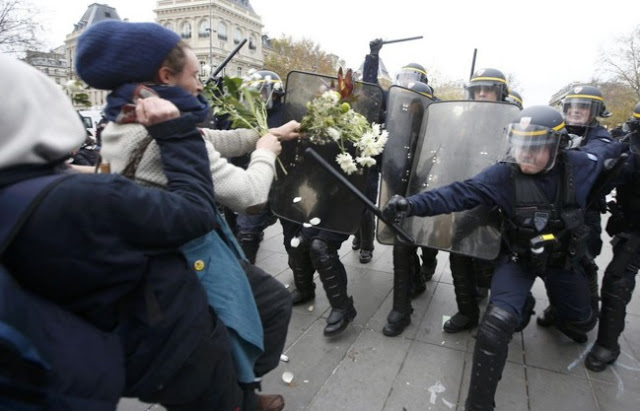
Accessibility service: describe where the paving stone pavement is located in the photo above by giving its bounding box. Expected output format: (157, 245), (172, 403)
(117, 219), (640, 411)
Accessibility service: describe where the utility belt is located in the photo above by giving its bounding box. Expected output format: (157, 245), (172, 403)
(508, 210), (590, 273)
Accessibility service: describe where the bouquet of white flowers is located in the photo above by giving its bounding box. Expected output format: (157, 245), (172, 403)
(299, 69), (388, 175)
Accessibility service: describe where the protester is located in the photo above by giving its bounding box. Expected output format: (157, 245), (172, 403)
(76, 19), (296, 411)
(0, 54), (251, 410)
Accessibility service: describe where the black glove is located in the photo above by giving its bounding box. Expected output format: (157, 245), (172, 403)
(382, 195), (411, 223)
(369, 38), (383, 56)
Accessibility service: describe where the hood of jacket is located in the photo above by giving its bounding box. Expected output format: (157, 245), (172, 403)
(0, 55), (85, 170)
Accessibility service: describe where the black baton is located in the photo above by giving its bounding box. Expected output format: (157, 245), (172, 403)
(304, 147), (415, 244)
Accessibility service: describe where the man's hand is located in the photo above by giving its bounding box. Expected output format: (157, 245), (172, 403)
(382, 195), (411, 223)
(270, 120), (302, 141)
(256, 133), (282, 156)
(136, 97), (180, 126)
(369, 38), (383, 56)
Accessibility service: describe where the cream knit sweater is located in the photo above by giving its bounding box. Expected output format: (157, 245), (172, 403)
(101, 122), (276, 212)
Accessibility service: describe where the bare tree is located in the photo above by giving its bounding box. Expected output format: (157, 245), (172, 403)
(598, 25), (640, 100)
(264, 36), (338, 82)
(0, 0), (43, 53)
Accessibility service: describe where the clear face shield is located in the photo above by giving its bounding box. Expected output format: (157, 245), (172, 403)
(395, 69), (425, 87)
(465, 82), (502, 101)
(562, 98), (598, 127)
(503, 123), (562, 174)
(248, 77), (283, 109)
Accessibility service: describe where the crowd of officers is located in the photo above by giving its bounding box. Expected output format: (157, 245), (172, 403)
(218, 38), (640, 410)
(214, 37), (640, 410)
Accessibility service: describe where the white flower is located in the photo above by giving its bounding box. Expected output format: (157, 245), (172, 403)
(290, 237), (301, 248)
(336, 153), (358, 175)
(326, 127), (341, 142)
(356, 155), (377, 167)
(322, 90), (340, 103)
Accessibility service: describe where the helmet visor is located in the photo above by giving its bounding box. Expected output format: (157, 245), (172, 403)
(248, 78), (283, 108)
(395, 70), (425, 87)
(503, 124), (562, 173)
(563, 98), (598, 126)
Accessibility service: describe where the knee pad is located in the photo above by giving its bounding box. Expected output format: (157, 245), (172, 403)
(602, 274), (635, 306)
(477, 305), (519, 348)
(310, 238), (336, 270)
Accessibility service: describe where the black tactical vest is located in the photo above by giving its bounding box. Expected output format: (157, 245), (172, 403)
(503, 154), (588, 269)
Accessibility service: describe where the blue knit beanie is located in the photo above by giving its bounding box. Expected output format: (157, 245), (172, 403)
(76, 20), (182, 90)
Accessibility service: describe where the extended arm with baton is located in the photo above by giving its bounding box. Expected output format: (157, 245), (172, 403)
(381, 36), (423, 45)
(304, 147), (415, 244)
(206, 38), (248, 85)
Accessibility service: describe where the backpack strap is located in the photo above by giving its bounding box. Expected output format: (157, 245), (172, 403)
(0, 174), (72, 256)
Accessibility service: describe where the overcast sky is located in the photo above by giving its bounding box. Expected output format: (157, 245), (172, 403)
(33, 0), (638, 106)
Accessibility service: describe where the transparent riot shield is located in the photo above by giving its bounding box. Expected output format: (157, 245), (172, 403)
(377, 85), (433, 244)
(401, 101), (520, 259)
(270, 71), (385, 234)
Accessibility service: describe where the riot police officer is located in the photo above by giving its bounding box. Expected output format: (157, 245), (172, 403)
(382, 106), (625, 410)
(235, 70), (285, 263)
(464, 67), (509, 101)
(382, 81), (438, 337)
(506, 89), (524, 110)
(538, 85), (614, 327)
(362, 39), (439, 336)
(442, 68), (510, 334)
(585, 102), (640, 372)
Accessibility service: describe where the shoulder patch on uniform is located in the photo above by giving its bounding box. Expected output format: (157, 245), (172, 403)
(587, 153), (598, 161)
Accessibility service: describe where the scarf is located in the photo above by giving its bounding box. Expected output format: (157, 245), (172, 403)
(104, 83), (210, 124)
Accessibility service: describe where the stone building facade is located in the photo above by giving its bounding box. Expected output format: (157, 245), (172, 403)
(155, 0), (265, 78)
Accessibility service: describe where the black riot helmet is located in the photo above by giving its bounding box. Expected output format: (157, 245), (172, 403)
(503, 105), (567, 174)
(466, 68), (509, 101)
(562, 85), (611, 135)
(408, 81), (435, 101)
(506, 90), (523, 110)
(246, 69), (284, 109)
(627, 102), (640, 154)
(395, 63), (428, 87)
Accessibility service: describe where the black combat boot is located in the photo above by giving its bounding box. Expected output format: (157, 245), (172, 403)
(358, 210), (375, 264)
(351, 233), (360, 250)
(444, 254), (479, 333)
(237, 231), (264, 264)
(310, 239), (357, 336)
(536, 304), (556, 327)
(288, 245), (316, 305)
(383, 245), (414, 337)
(586, 274), (634, 371)
(514, 293), (536, 332)
(420, 247), (438, 282)
(465, 305), (518, 411)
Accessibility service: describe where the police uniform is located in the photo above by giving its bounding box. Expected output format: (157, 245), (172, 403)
(586, 117), (640, 371)
(382, 105), (625, 410)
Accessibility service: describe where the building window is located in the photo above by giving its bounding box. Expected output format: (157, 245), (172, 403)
(237, 67), (242, 77)
(218, 22), (227, 40)
(234, 27), (243, 45)
(181, 22), (192, 39)
(199, 20), (210, 38)
(249, 35), (257, 51)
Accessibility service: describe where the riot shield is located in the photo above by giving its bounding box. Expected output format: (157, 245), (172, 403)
(401, 101), (520, 259)
(270, 71), (385, 234)
(377, 85), (433, 244)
